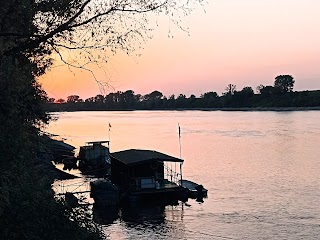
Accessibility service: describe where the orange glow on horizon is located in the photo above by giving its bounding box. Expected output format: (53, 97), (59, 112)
(40, 0), (320, 100)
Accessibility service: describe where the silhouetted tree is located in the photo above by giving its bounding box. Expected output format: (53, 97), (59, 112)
(230, 86), (255, 107)
(256, 84), (264, 94)
(176, 94), (187, 107)
(201, 91), (218, 99)
(259, 85), (275, 97)
(134, 94), (143, 103)
(48, 98), (55, 103)
(94, 94), (104, 103)
(142, 91), (164, 109)
(67, 95), (81, 103)
(240, 86), (254, 97)
(223, 84), (237, 96)
(200, 91), (219, 107)
(56, 98), (66, 103)
(274, 75), (295, 93)
(121, 90), (136, 109)
(143, 90), (163, 101)
(167, 94), (176, 108)
(85, 97), (95, 103)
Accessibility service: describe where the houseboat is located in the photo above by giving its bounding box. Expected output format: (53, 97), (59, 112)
(110, 149), (188, 205)
(78, 141), (111, 175)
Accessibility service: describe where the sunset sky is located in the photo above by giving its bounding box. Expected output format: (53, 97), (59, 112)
(40, 0), (320, 100)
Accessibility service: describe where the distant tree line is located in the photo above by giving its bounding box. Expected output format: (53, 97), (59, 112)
(45, 75), (320, 111)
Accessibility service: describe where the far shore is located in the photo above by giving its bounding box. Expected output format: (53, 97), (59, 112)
(47, 106), (320, 113)
(173, 106), (320, 111)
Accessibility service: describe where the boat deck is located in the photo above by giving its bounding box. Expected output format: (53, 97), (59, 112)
(159, 180), (179, 189)
(131, 179), (184, 196)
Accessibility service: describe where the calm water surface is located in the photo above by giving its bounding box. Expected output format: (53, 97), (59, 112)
(47, 110), (320, 240)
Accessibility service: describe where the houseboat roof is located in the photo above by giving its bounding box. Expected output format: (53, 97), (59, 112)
(110, 149), (183, 166)
(86, 141), (110, 145)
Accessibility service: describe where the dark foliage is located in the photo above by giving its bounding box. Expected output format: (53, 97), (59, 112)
(0, 1), (102, 239)
(45, 88), (320, 111)
(45, 75), (319, 111)
(0, 54), (103, 239)
(274, 75), (295, 93)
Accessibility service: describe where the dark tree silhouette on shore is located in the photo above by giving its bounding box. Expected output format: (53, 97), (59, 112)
(223, 84), (237, 96)
(46, 78), (320, 111)
(274, 75), (295, 93)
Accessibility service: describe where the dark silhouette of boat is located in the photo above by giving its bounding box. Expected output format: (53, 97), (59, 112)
(109, 149), (188, 205)
(77, 141), (111, 175)
(179, 179), (208, 199)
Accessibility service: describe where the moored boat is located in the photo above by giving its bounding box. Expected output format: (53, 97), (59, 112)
(77, 141), (111, 175)
(110, 149), (188, 205)
(179, 179), (208, 198)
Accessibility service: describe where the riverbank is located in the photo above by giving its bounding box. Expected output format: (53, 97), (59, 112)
(46, 106), (320, 112)
(178, 106), (320, 111)
(45, 89), (320, 112)
(35, 157), (79, 181)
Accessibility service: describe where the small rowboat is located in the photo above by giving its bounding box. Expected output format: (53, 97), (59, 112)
(179, 179), (208, 198)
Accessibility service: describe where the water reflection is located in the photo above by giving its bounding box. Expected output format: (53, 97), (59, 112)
(93, 206), (119, 225)
(48, 111), (320, 239)
(121, 205), (166, 223)
(92, 199), (201, 225)
(104, 204), (188, 240)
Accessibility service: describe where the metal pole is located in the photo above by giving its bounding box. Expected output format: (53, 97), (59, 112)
(178, 123), (181, 159)
(180, 163), (183, 186)
(178, 123), (183, 186)
(108, 122), (111, 150)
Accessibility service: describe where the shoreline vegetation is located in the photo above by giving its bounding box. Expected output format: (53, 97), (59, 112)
(45, 89), (320, 113)
(46, 106), (320, 112)
(45, 78), (319, 112)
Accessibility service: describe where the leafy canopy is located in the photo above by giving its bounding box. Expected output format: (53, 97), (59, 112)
(274, 75), (295, 93)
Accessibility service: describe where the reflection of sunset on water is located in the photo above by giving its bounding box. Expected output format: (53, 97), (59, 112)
(47, 110), (320, 239)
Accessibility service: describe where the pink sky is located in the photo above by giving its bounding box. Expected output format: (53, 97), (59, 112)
(40, 0), (320, 100)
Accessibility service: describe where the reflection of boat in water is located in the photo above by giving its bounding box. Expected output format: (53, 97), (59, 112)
(121, 204), (166, 223)
(179, 179), (208, 199)
(90, 179), (118, 208)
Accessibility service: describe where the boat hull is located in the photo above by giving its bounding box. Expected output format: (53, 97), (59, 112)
(179, 179), (208, 198)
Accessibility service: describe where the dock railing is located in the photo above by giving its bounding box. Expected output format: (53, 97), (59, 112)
(164, 162), (182, 186)
(129, 161), (183, 191)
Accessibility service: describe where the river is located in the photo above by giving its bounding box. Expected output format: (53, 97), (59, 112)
(47, 110), (320, 240)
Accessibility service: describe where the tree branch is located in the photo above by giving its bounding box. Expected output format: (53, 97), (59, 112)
(3, 0), (92, 55)
(3, 0), (170, 56)
(68, 1), (168, 29)
(50, 43), (111, 93)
